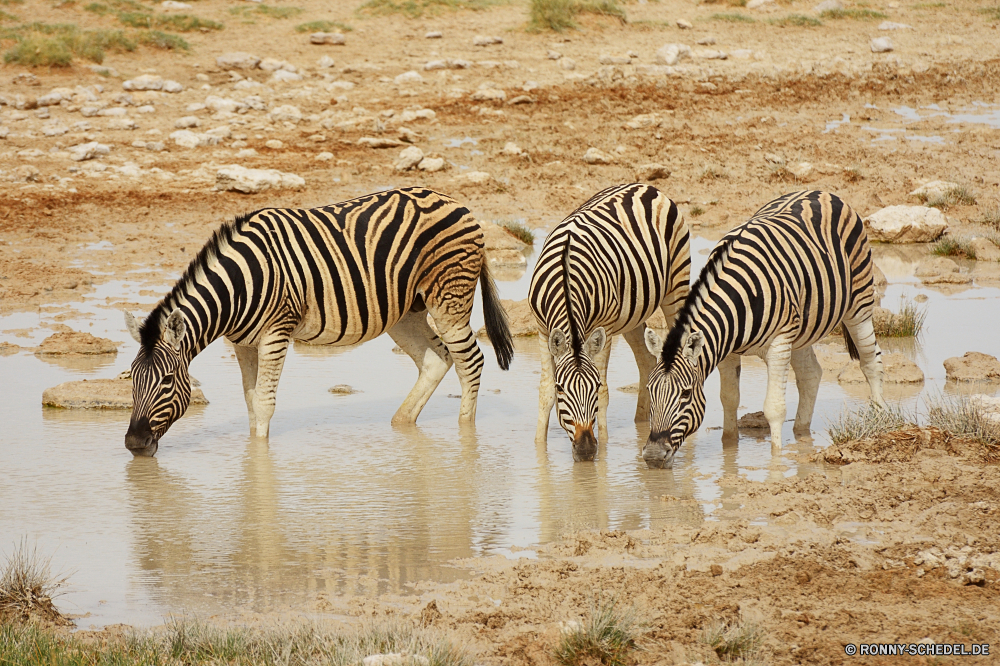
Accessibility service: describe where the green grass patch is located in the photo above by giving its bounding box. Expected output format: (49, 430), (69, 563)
(1, 23), (138, 65)
(0, 9), (17, 21)
(553, 598), (641, 666)
(498, 219), (535, 245)
(689, 205), (705, 217)
(828, 402), (913, 445)
(84, 0), (146, 13)
(933, 236), (977, 260)
(528, 0), (626, 31)
(116, 11), (223, 30)
(0, 0), (23, 5)
(979, 6), (1000, 20)
(359, 0), (507, 18)
(873, 297), (926, 337)
(710, 11), (755, 22)
(770, 13), (822, 27)
(294, 19), (352, 32)
(229, 4), (303, 19)
(700, 0), (747, 6)
(917, 185), (976, 210)
(820, 8), (887, 20)
(135, 28), (189, 50)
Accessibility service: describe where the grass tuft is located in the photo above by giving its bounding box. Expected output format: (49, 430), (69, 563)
(975, 201), (1000, 229)
(360, 0), (507, 18)
(0, 9), (18, 21)
(699, 165), (729, 181)
(553, 598), (641, 666)
(229, 4), (304, 19)
(116, 11), (223, 31)
(828, 402), (913, 445)
(295, 19), (352, 32)
(700, 0), (747, 5)
(0, 539), (69, 624)
(927, 393), (1000, 449)
(710, 11), (755, 22)
(701, 613), (768, 663)
(932, 236), (976, 260)
(821, 7), (887, 19)
(918, 185), (976, 210)
(979, 6), (1000, 21)
(873, 297), (926, 337)
(770, 13), (822, 27)
(689, 205), (705, 217)
(136, 29), (189, 50)
(528, 0), (625, 31)
(498, 219), (535, 245)
(1, 24), (139, 65)
(843, 164), (864, 182)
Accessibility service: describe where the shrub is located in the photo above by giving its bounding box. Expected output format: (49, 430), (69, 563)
(360, 0), (506, 17)
(2, 25), (137, 66)
(976, 201), (1000, 229)
(528, 0), (625, 31)
(136, 29), (189, 50)
(229, 4), (304, 19)
(0, 539), (69, 624)
(932, 236), (976, 260)
(554, 598), (641, 666)
(873, 297), (926, 337)
(828, 401), (913, 445)
(701, 613), (768, 664)
(926, 393), (1000, 449)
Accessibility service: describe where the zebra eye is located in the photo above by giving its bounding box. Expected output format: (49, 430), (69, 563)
(160, 374), (174, 386)
(555, 384), (565, 395)
(680, 388), (692, 400)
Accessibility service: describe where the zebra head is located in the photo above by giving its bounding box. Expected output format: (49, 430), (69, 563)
(642, 328), (706, 469)
(123, 309), (193, 457)
(549, 327), (606, 462)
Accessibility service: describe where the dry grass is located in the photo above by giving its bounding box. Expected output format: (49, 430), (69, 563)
(710, 11), (755, 22)
(820, 8), (887, 19)
(699, 165), (730, 181)
(700, 612), (768, 664)
(689, 205), (705, 217)
(0, 539), (69, 625)
(553, 598), (641, 666)
(975, 201), (1000, 229)
(135, 29), (189, 50)
(916, 184), (976, 210)
(498, 219), (535, 245)
(843, 165), (864, 182)
(528, 0), (626, 31)
(979, 6), (1000, 21)
(700, 0), (747, 6)
(360, 0), (507, 18)
(932, 236), (977, 260)
(769, 13), (822, 27)
(229, 4), (304, 20)
(927, 393), (1000, 449)
(295, 19), (352, 32)
(873, 297), (926, 337)
(828, 402), (913, 446)
(1, 23), (138, 65)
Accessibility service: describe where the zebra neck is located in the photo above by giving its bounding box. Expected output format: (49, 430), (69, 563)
(160, 298), (227, 363)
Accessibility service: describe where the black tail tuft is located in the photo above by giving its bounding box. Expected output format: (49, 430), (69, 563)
(480, 257), (514, 370)
(842, 323), (860, 361)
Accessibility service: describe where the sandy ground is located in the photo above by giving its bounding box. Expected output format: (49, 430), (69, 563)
(3, 0), (1000, 662)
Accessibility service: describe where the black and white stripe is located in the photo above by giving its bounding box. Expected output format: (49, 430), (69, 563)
(529, 183), (691, 461)
(124, 188), (513, 456)
(643, 190), (884, 468)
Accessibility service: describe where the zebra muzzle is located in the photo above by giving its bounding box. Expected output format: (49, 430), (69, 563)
(572, 423), (598, 462)
(125, 417), (159, 457)
(642, 433), (677, 469)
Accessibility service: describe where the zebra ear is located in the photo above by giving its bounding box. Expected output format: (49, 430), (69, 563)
(585, 327), (606, 357)
(548, 329), (570, 359)
(644, 327), (663, 357)
(161, 309), (187, 351)
(124, 311), (142, 344)
(682, 330), (704, 364)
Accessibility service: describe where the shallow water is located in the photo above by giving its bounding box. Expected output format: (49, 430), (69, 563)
(1, 238), (999, 628)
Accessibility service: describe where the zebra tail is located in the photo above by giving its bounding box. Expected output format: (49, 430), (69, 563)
(480, 256), (514, 370)
(842, 324), (861, 361)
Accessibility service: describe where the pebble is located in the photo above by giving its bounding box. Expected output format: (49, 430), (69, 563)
(417, 157), (444, 172)
(599, 54), (631, 65)
(264, 139), (283, 149)
(696, 37), (717, 46)
(169, 130), (218, 149)
(395, 145), (424, 171)
(425, 31), (442, 39)
(217, 52), (261, 70)
(870, 37), (894, 53)
(358, 137), (405, 148)
(503, 142), (523, 156)
(558, 57), (576, 71)
(394, 71), (424, 85)
(317, 55), (335, 68)
(451, 170), (491, 185)
(656, 43), (691, 66)
(470, 88), (506, 102)
(175, 116), (200, 129)
(215, 165), (304, 193)
(583, 147), (613, 165)
(270, 70), (303, 83)
(69, 141), (110, 161)
(878, 21), (912, 30)
(268, 104), (302, 124)
(547, 50), (561, 60)
(315, 152), (333, 161)
(473, 35), (503, 46)
(310, 32), (346, 45)
(676, 19), (693, 29)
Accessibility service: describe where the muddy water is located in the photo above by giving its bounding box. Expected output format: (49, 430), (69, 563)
(2, 237), (999, 628)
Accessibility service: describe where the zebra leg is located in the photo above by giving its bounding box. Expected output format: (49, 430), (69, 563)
(623, 326), (655, 422)
(250, 331), (292, 439)
(844, 315), (886, 406)
(790, 345), (823, 434)
(535, 333), (556, 444)
(762, 334), (795, 450)
(594, 336), (612, 444)
(436, 321), (486, 423)
(387, 310), (453, 425)
(233, 344), (260, 435)
(718, 353), (741, 440)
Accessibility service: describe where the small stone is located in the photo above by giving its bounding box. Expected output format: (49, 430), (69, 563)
(268, 104), (302, 124)
(943, 352), (1000, 382)
(69, 141), (110, 161)
(655, 43), (691, 66)
(790, 162), (814, 180)
(506, 95), (534, 105)
(264, 139), (284, 149)
(865, 206), (948, 243)
(270, 70), (303, 83)
(636, 163), (670, 180)
(546, 50), (561, 60)
(417, 156), (445, 172)
(395, 145), (424, 171)
(14, 165), (40, 182)
(236, 148), (258, 158)
(175, 116), (200, 129)
(315, 152), (333, 161)
(425, 31), (442, 39)
(738, 411), (769, 429)
(122, 74), (164, 91)
(747, 0), (775, 8)
(583, 147), (613, 165)
(470, 88), (505, 102)
(697, 49), (728, 60)
(696, 36), (717, 46)
(310, 32), (346, 45)
(795, 571), (811, 585)
(217, 52), (261, 70)
(909, 180), (959, 201)
(358, 137), (405, 148)
(215, 165), (305, 193)
(558, 57), (576, 71)
(473, 35), (503, 46)
(914, 256), (960, 278)
(451, 170), (491, 186)
(813, 0), (844, 12)
(676, 19), (693, 29)
(710, 564), (723, 577)
(962, 568), (986, 586)
(394, 70), (424, 85)
(317, 55), (336, 68)
(870, 37), (894, 53)
(328, 384), (360, 395)
(599, 54), (631, 65)
(502, 142), (523, 156)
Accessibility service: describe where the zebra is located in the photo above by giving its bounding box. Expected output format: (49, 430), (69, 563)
(529, 183), (691, 461)
(122, 187), (514, 456)
(642, 190), (885, 469)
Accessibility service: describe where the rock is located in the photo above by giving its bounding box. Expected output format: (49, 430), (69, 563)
(163, 81), (184, 93)
(317, 55), (336, 68)
(358, 137), (405, 148)
(205, 126), (232, 140)
(35, 331), (117, 356)
(106, 117), (137, 130)
(971, 238), (1000, 262)
(583, 147), (613, 165)
(205, 96), (243, 113)
(599, 54), (631, 65)
(879, 21), (912, 30)
(169, 130), (217, 149)
(636, 163), (671, 180)
(813, 0), (843, 12)
(914, 256), (960, 278)
(310, 32), (346, 45)
(655, 43), (691, 66)
(160, 0), (191, 8)
(37, 88), (73, 106)
(425, 31), (442, 39)
(696, 37), (717, 46)
(558, 57), (576, 71)
(503, 142), (523, 156)
(625, 113), (662, 129)
(870, 37), (894, 53)
(174, 116), (200, 129)
(122, 74), (162, 91)
(394, 71), (424, 85)
(747, 0), (775, 8)
(838, 353), (924, 384)
(424, 60), (448, 70)
(470, 88), (505, 102)
(270, 70), (302, 83)
(962, 568), (986, 586)
(970, 394), (1000, 424)
(268, 104), (302, 124)
(328, 384), (361, 395)
(417, 156), (444, 172)
(738, 411), (769, 429)
(480, 221), (528, 251)
(217, 52), (261, 70)
(943, 352), (1000, 382)
(14, 165), (40, 182)
(264, 139), (283, 149)
(697, 49), (728, 60)
(43, 378), (208, 410)
(676, 19), (693, 29)
(395, 145), (424, 171)
(872, 264), (888, 289)
(865, 206), (948, 243)
(909, 180), (959, 201)
(236, 149), (258, 158)
(710, 564), (724, 576)
(69, 141), (110, 161)
(547, 50), (561, 60)
(473, 35), (503, 46)
(451, 171), (491, 186)
(214, 165), (305, 193)
(790, 162), (815, 180)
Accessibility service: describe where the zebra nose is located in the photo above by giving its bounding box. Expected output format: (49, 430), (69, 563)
(572, 423), (598, 462)
(642, 432), (676, 469)
(125, 417), (158, 457)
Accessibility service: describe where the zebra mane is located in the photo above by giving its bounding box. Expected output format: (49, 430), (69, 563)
(561, 233), (584, 360)
(659, 235), (737, 370)
(138, 209), (262, 353)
